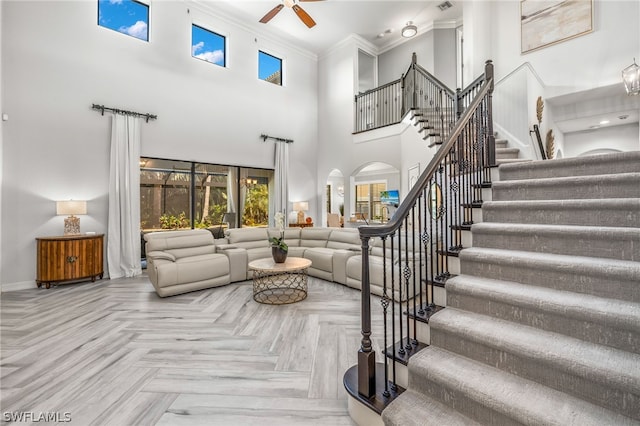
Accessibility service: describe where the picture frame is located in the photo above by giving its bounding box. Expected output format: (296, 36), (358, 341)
(408, 164), (420, 190)
(521, 0), (593, 54)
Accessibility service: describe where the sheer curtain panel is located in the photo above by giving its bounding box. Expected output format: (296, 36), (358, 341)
(108, 114), (142, 279)
(274, 142), (289, 226)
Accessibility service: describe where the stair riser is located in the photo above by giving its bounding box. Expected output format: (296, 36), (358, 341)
(430, 328), (639, 420)
(471, 230), (639, 261)
(459, 256), (640, 302)
(446, 291), (640, 353)
(498, 152), (640, 181)
(492, 177), (640, 201)
(482, 203), (640, 228)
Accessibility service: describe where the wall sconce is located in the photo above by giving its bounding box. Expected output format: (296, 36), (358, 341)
(401, 21), (417, 38)
(56, 200), (87, 235)
(293, 201), (309, 224)
(622, 58), (640, 95)
(240, 177), (258, 187)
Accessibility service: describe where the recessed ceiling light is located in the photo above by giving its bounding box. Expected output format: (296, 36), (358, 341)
(599, 120), (610, 125)
(589, 125), (600, 129)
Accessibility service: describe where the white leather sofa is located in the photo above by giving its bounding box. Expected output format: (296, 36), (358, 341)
(144, 227), (425, 300)
(144, 229), (231, 297)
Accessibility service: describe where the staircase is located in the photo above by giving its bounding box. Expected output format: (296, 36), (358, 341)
(382, 151), (640, 425)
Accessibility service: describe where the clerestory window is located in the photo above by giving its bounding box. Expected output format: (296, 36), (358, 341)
(192, 24), (226, 67)
(98, 0), (149, 42)
(258, 51), (283, 86)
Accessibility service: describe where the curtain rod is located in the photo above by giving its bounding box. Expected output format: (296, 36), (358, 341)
(261, 134), (293, 144)
(91, 103), (157, 123)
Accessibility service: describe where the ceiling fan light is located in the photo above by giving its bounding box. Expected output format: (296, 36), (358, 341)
(402, 22), (417, 38)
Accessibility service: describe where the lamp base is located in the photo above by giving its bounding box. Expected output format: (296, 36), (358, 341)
(297, 210), (305, 224)
(64, 215), (81, 235)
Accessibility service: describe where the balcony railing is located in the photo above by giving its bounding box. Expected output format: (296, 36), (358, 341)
(354, 53), (458, 139)
(344, 60), (496, 415)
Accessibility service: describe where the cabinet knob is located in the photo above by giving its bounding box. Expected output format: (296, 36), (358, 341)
(67, 256), (78, 263)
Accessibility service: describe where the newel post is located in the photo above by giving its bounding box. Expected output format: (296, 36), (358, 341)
(358, 235), (376, 397)
(485, 59), (497, 167)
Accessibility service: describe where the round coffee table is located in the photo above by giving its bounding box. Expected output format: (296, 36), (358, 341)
(248, 257), (312, 304)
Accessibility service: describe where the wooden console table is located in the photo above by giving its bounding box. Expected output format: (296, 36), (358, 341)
(289, 223), (313, 228)
(36, 234), (104, 288)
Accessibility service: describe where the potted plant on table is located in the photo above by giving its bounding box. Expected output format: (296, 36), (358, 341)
(269, 212), (288, 263)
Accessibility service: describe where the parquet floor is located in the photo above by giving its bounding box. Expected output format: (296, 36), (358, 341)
(0, 275), (386, 425)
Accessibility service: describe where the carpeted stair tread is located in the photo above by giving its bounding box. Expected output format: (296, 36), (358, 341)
(482, 198), (640, 227)
(459, 247), (640, 301)
(407, 346), (640, 426)
(429, 308), (640, 418)
(492, 172), (640, 200)
(446, 274), (640, 353)
(382, 389), (481, 426)
(496, 147), (520, 159)
(470, 222), (640, 261)
(498, 151), (640, 181)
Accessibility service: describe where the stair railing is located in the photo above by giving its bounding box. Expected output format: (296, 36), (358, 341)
(344, 60), (495, 411)
(354, 53), (458, 135)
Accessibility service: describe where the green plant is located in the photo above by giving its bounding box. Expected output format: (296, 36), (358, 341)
(159, 212), (189, 229)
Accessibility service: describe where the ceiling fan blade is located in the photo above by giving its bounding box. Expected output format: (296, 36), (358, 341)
(292, 4), (316, 28)
(259, 4), (284, 24)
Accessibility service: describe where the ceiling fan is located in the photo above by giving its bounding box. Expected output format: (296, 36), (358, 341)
(259, 0), (325, 29)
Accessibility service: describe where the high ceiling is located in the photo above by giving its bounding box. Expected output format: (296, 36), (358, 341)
(195, 0), (463, 54)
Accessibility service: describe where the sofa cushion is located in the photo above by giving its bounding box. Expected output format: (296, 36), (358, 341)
(145, 229), (217, 259)
(225, 228), (269, 250)
(300, 228), (332, 248)
(304, 247), (334, 272)
(267, 228), (302, 247)
(154, 253), (229, 288)
(326, 228), (361, 250)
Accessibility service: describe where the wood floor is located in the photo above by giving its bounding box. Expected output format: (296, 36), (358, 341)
(0, 275), (386, 425)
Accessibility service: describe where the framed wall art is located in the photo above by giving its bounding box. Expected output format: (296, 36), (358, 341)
(521, 0), (593, 54)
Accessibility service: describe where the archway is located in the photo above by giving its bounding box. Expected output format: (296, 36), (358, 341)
(348, 162), (400, 226)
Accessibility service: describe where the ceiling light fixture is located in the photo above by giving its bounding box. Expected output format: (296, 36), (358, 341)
(401, 21), (417, 38)
(622, 58), (640, 95)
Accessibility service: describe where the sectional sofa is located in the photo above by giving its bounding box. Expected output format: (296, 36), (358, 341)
(144, 227), (424, 300)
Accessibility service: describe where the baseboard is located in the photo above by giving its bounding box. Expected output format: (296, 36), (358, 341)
(2, 280), (37, 292)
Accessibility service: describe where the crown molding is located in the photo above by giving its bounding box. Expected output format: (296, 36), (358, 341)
(187, 0), (318, 61)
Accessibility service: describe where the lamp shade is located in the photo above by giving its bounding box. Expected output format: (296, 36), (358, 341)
(622, 58), (640, 95)
(293, 201), (309, 211)
(56, 200), (87, 216)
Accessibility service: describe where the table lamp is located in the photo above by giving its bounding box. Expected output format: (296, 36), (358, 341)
(56, 200), (87, 235)
(293, 201), (309, 224)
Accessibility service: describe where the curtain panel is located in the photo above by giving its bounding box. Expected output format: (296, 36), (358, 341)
(107, 114), (142, 279)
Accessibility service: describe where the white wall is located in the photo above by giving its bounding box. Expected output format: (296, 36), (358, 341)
(564, 123), (640, 158)
(1, 1), (318, 288)
(378, 32), (434, 85)
(488, 0), (639, 96)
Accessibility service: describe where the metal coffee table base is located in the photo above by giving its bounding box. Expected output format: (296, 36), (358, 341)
(252, 270), (308, 304)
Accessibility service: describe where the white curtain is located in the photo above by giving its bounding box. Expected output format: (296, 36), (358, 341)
(108, 114), (142, 279)
(227, 167), (237, 222)
(274, 142), (289, 226)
